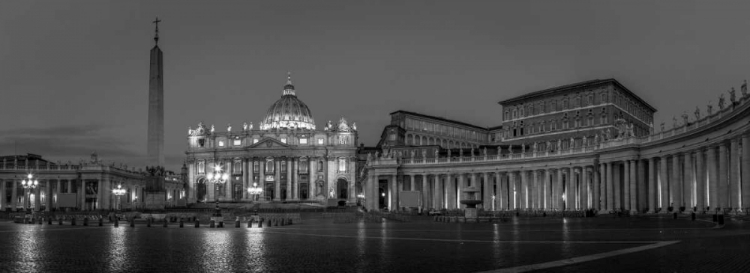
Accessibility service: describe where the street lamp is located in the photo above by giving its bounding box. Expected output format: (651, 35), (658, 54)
(21, 173), (38, 213)
(206, 164), (228, 218)
(112, 184), (126, 211)
(247, 182), (262, 201)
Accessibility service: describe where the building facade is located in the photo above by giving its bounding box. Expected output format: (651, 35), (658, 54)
(362, 79), (750, 215)
(0, 153), (184, 212)
(185, 75), (359, 205)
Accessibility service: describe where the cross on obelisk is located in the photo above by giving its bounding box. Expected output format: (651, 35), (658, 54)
(153, 17), (161, 43)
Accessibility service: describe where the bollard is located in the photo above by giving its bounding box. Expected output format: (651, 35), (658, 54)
(38, 218), (43, 225)
(691, 212), (696, 221)
(130, 219), (134, 227)
(195, 219), (200, 228)
(258, 218), (264, 228)
(147, 219), (151, 227)
(114, 218), (119, 227)
(163, 219), (168, 227)
(179, 219), (184, 228)
(248, 218), (254, 228)
(218, 221), (224, 228)
(48, 217), (52, 225)
(543, 212), (546, 217)
(288, 218), (293, 225)
(718, 215), (725, 225)
(235, 220), (240, 228)
(99, 218), (103, 226)
(712, 214), (718, 222)
(673, 212), (677, 219)
(72, 217), (77, 226)
(210, 220), (215, 228)
(84, 217), (90, 226)
(58, 218), (63, 225)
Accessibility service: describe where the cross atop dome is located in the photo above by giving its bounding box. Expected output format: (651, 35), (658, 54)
(283, 71), (296, 96)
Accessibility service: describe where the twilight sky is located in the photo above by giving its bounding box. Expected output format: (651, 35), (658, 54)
(2, 0), (750, 171)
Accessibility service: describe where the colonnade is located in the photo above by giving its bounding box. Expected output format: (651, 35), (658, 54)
(365, 133), (750, 214)
(1, 178), (148, 211)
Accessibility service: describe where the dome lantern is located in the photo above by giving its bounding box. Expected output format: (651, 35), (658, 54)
(260, 73), (316, 130)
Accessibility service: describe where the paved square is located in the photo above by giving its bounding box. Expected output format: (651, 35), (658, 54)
(0, 214), (747, 272)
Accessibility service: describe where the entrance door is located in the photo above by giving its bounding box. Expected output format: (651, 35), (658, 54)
(336, 178), (348, 199)
(300, 183), (309, 200)
(281, 185), (288, 200)
(265, 183), (274, 201)
(197, 179), (207, 203)
(233, 184), (243, 201)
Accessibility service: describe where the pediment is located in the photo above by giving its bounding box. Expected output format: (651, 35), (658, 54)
(248, 137), (290, 149)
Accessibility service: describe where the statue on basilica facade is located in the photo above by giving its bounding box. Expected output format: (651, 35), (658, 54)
(649, 121), (654, 135)
(435, 149), (439, 158)
(532, 142), (538, 152)
(570, 137), (575, 148)
(521, 143), (525, 154)
(367, 152), (372, 162)
(742, 80), (748, 97)
(672, 116), (678, 128)
(729, 87), (737, 104)
(594, 133), (599, 144)
(422, 149), (427, 158)
(707, 102), (713, 115)
(243, 122), (248, 131)
(188, 126), (192, 135)
(227, 123), (232, 132)
(326, 120), (333, 130)
(718, 94), (726, 110)
(470, 148), (474, 157)
(660, 122), (665, 132)
(556, 139), (561, 151)
(410, 149), (415, 159)
(508, 144), (513, 155)
(606, 128), (612, 140)
(447, 149), (452, 158)
(375, 151), (380, 159)
(210, 124), (215, 133)
(352, 122), (357, 131)
(329, 187), (336, 199)
(482, 147), (487, 157)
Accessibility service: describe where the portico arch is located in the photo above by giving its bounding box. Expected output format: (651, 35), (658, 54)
(196, 178), (207, 203)
(336, 177), (348, 199)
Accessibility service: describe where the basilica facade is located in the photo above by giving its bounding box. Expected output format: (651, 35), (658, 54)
(185, 76), (359, 205)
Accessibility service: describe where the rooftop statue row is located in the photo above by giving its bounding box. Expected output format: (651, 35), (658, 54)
(188, 118), (357, 137)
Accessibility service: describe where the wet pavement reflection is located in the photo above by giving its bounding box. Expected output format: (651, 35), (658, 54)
(0, 215), (744, 272)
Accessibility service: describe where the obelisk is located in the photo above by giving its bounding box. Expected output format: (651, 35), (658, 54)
(147, 17), (164, 167)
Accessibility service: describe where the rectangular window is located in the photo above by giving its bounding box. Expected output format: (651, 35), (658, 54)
(198, 161), (205, 174)
(233, 139), (241, 146)
(218, 141), (225, 147)
(280, 138), (287, 144)
(281, 161), (287, 173)
(338, 158), (347, 172)
(253, 139), (259, 144)
(233, 159), (242, 174)
(317, 138), (324, 145)
(299, 159), (308, 174)
(299, 138), (308, 144)
(253, 161), (259, 173)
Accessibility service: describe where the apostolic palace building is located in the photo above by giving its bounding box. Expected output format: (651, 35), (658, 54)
(363, 79), (750, 215)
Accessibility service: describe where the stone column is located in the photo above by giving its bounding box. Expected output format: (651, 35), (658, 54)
(292, 158), (298, 200)
(422, 174), (429, 210)
(554, 169), (562, 210)
(285, 158), (292, 201)
(659, 156), (669, 212)
(671, 154), (682, 210)
(630, 160), (638, 212)
(259, 159), (266, 201)
(242, 159), (248, 200)
(308, 159), (314, 200)
(647, 158), (656, 213)
(636, 159), (646, 212)
(593, 166), (600, 211)
(696, 149), (706, 211)
(0, 180), (4, 210)
(520, 171), (528, 209)
(562, 168), (570, 210)
(483, 172), (491, 209)
(582, 167), (589, 209)
(495, 172), (502, 210)
(11, 180), (18, 211)
(369, 173), (378, 211)
(743, 134), (750, 212)
(433, 174), (442, 209)
(274, 159), (281, 201)
(530, 171), (538, 209)
(606, 162), (613, 212)
(446, 173), (456, 209)
(684, 151), (694, 211)
(458, 174), (465, 208)
(730, 139), (740, 211)
(614, 162), (622, 211)
(623, 160), (630, 212)
(544, 170), (551, 210)
(410, 174), (415, 191)
(719, 143), (728, 210)
(499, 172), (507, 210)
(391, 174), (398, 211)
(226, 161), (233, 200)
(96, 179), (103, 210)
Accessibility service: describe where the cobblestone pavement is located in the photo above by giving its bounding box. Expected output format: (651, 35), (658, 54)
(0, 215), (746, 272)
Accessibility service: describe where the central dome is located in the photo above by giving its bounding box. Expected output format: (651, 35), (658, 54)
(259, 74), (316, 130)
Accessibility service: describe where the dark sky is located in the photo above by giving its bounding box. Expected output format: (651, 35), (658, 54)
(2, 0), (750, 171)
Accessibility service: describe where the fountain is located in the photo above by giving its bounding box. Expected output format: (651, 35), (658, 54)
(460, 186), (482, 222)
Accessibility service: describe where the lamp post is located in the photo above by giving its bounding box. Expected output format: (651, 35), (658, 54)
(21, 174), (38, 214)
(206, 164), (228, 218)
(112, 184), (126, 211)
(247, 182), (262, 202)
